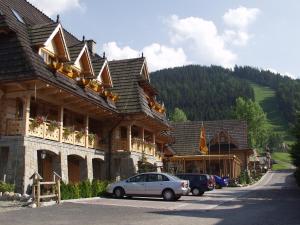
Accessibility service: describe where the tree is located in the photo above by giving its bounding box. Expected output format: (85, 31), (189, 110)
(290, 112), (300, 186)
(232, 97), (269, 149)
(171, 107), (188, 122)
(291, 112), (300, 167)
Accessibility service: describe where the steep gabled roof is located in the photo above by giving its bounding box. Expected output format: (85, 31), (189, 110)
(0, 0), (115, 112)
(171, 120), (249, 156)
(28, 22), (58, 46)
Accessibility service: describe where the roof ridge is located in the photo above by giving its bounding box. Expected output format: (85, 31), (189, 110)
(109, 57), (145, 63)
(24, 0), (54, 23)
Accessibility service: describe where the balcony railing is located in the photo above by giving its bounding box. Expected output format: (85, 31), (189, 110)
(131, 138), (156, 156)
(6, 118), (104, 150)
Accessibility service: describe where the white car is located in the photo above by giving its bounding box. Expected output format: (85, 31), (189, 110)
(107, 172), (190, 201)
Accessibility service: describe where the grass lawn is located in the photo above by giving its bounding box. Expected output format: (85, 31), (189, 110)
(271, 152), (294, 170)
(250, 82), (294, 144)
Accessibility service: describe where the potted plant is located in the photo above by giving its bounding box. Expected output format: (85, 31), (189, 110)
(48, 120), (60, 132)
(63, 126), (74, 139)
(75, 129), (85, 141)
(63, 64), (73, 77)
(29, 116), (46, 130)
(88, 133), (96, 145)
(89, 80), (100, 92)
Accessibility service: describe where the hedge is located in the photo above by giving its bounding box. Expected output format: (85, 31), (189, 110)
(61, 180), (109, 200)
(0, 181), (15, 193)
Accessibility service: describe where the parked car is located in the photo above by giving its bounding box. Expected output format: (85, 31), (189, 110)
(209, 175), (216, 190)
(176, 173), (214, 196)
(107, 172), (190, 201)
(214, 175), (229, 188)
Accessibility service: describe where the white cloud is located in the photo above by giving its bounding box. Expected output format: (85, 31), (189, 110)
(142, 43), (188, 71)
(102, 42), (139, 60)
(102, 42), (188, 72)
(284, 72), (297, 79)
(223, 6), (260, 30)
(167, 15), (236, 68)
(223, 30), (251, 46)
(28, 0), (85, 16)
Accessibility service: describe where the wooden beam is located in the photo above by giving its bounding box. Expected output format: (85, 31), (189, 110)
(0, 89), (3, 99)
(5, 90), (35, 98)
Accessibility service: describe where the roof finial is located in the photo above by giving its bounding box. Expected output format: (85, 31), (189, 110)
(56, 14), (60, 23)
(82, 35), (85, 42)
(141, 52), (144, 58)
(103, 52), (106, 59)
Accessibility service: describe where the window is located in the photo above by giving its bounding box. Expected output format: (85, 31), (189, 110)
(128, 174), (146, 183)
(11, 9), (25, 24)
(16, 98), (23, 119)
(40, 50), (55, 65)
(147, 174), (169, 182)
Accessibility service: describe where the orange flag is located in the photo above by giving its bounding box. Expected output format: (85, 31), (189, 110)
(200, 123), (208, 154)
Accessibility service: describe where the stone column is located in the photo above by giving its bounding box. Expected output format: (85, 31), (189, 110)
(152, 133), (156, 156)
(86, 155), (93, 181)
(59, 106), (64, 143)
(60, 152), (68, 183)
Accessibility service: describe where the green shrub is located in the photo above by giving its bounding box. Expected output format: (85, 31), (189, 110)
(0, 181), (15, 193)
(239, 170), (251, 185)
(69, 183), (80, 199)
(60, 180), (109, 200)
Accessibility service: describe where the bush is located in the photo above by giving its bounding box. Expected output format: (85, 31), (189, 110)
(239, 170), (251, 185)
(60, 180), (109, 200)
(79, 180), (92, 198)
(0, 181), (15, 193)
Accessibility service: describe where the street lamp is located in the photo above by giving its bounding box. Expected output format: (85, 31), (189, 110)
(41, 150), (47, 159)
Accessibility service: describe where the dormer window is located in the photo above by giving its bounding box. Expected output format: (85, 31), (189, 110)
(40, 49), (55, 65)
(11, 9), (25, 24)
(73, 44), (94, 77)
(96, 61), (113, 88)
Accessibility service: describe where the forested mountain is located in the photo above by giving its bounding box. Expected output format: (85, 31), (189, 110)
(151, 65), (300, 124)
(233, 66), (300, 124)
(151, 65), (254, 121)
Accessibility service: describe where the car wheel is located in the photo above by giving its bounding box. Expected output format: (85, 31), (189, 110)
(162, 189), (175, 201)
(192, 188), (201, 196)
(175, 196), (181, 201)
(113, 187), (125, 198)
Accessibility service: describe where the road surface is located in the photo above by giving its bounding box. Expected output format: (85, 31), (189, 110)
(0, 170), (299, 225)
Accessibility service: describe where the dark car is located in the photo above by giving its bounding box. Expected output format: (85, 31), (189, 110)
(176, 173), (214, 196)
(214, 175), (229, 188)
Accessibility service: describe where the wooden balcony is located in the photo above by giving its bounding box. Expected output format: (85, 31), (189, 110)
(112, 138), (157, 156)
(5, 118), (104, 150)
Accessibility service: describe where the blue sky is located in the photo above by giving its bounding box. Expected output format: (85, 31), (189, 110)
(29, 0), (300, 78)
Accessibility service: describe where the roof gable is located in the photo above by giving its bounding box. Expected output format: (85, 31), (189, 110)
(29, 23), (70, 61)
(70, 43), (94, 76)
(97, 60), (113, 87)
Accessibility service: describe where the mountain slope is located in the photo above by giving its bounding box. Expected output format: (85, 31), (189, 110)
(151, 65), (254, 121)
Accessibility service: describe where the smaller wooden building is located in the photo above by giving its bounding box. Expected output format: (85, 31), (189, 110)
(165, 120), (253, 178)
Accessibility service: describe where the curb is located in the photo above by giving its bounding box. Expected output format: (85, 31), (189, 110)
(61, 196), (103, 203)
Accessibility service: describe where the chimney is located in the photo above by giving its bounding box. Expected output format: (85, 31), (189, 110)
(87, 39), (96, 56)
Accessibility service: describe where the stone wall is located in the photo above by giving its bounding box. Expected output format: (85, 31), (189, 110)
(0, 136), (105, 194)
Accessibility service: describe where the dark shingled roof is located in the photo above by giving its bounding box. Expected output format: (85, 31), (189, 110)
(92, 57), (106, 77)
(171, 120), (249, 156)
(0, 0), (116, 112)
(28, 22), (58, 47)
(67, 42), (85, 63)
(109, 57), (169, 125)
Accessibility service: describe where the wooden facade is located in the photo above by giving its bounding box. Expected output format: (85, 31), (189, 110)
(0, 0), (171, 193)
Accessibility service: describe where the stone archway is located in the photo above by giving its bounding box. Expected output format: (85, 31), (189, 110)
(67, 154), (87, 183)
(92, 158), (105, 180)
(37, 150), (61, 182)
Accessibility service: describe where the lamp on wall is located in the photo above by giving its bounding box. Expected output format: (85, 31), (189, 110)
(41, 150), (47, 159)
